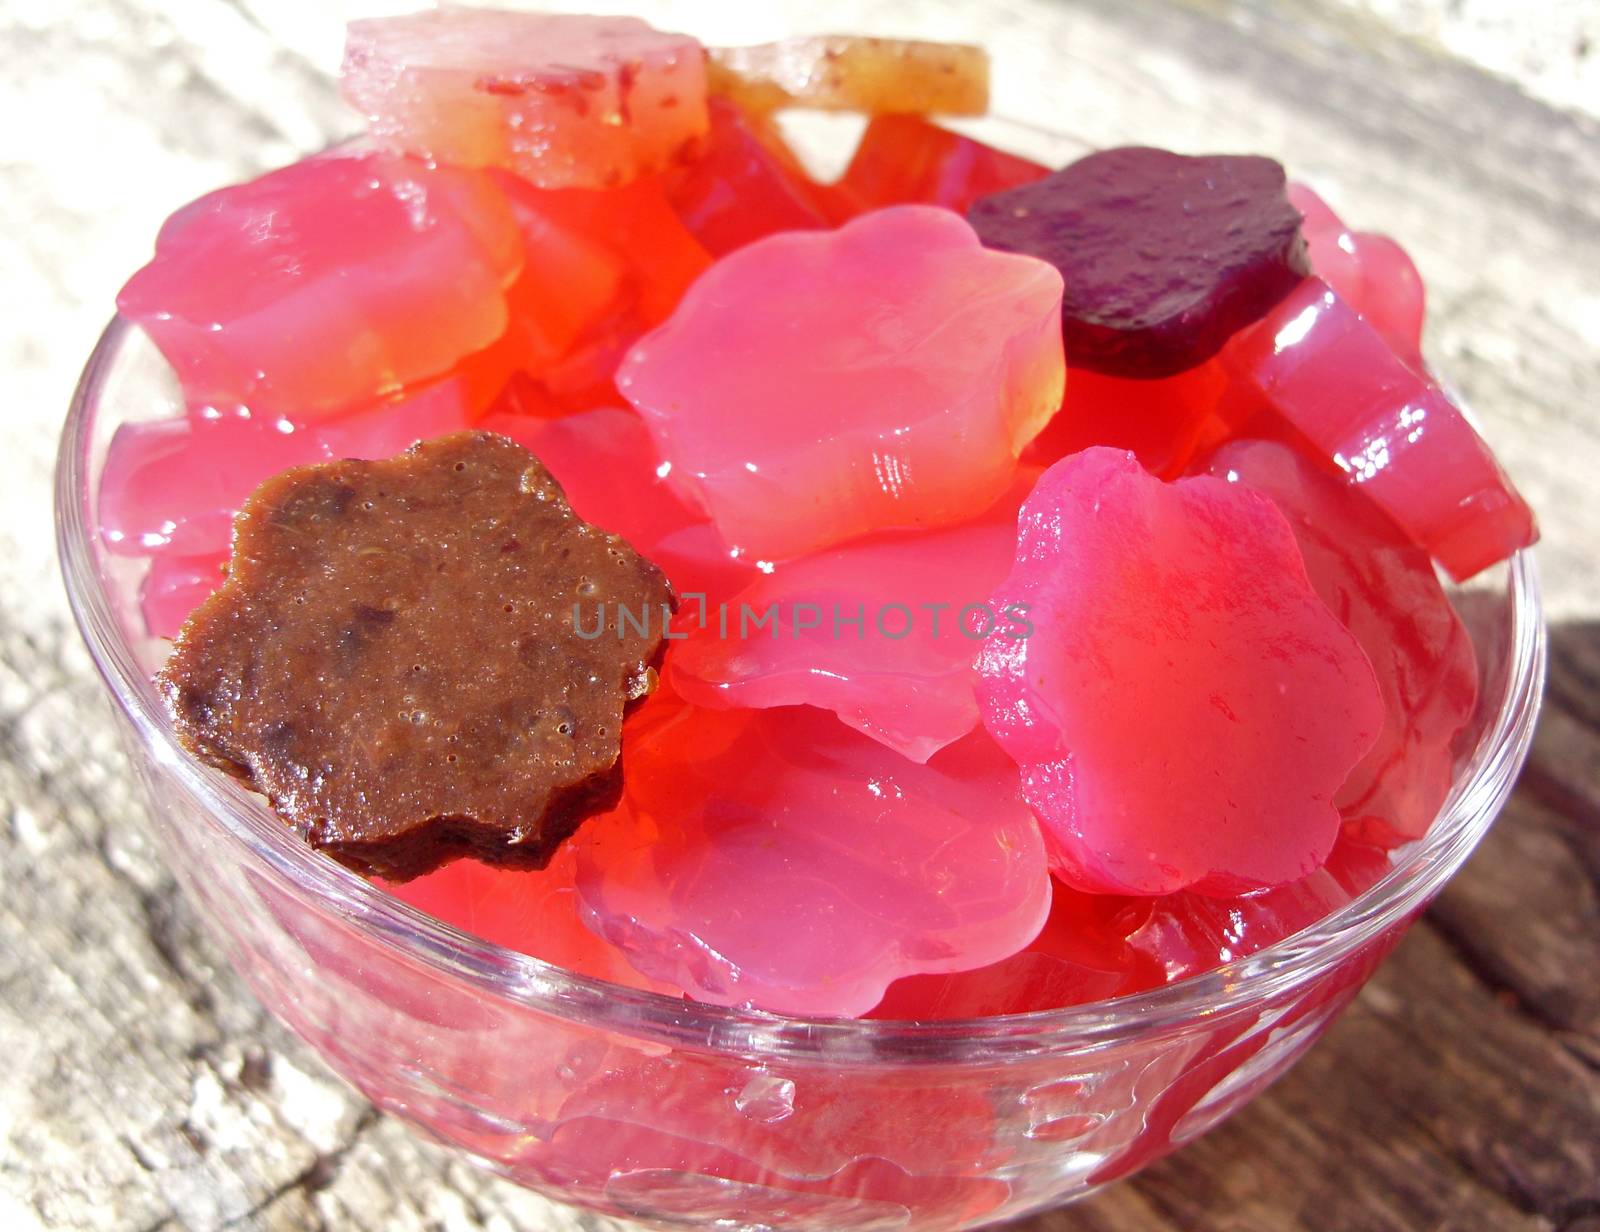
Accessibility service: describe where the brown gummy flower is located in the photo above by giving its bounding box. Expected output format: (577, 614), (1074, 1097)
(157, 430), (674, 882)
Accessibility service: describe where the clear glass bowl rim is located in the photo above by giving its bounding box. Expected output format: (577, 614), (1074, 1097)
(56, 313), (1547, 1066)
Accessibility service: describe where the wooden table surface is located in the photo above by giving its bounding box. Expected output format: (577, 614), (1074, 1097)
(3, 1), (1597, 1229)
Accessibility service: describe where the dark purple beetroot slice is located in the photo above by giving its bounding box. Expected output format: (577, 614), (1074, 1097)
(158, 431), (674, 882)
(967, 146), (1310, 379)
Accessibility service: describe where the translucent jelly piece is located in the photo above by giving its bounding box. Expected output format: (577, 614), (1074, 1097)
(141, 552), (227, 640)
(575, 701), (1051, 1016)
(968, 147), (1309, 379)
(1025, 360), (1227, 480)
(341, 10), (708, 190)
(1203, 439), (1477, 843)
(666, 472), (1038, 763)
(117, 154), (521, 421)
(977, 447), (1384, 897)
(99, 380), (473, 560)
(618, 206), (1064, 561)
(1110, 835), (1393, 988)
(499, 173), (713, 329)
(838, 115), (1049, 214)
(1289, 183), (1425, 365)
(707, 37), (988, 116)
(492, 176), (628, 370)
(480, 398), (755, 604)
(869, 880), (1142, 1019)
(1223, 278), (1536, 580)
(669, 99), (832, 255)
(381, 845), (674, 994)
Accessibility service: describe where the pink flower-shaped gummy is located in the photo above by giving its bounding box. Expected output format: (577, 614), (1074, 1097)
(575, 698), (1050, 1016)
(1203, 439), (1477, 844)
(666, 471), (1038, 762)
(618, 206), (1064, 561)
(976, 447), (1385, 897)
(117, 154), (522, 421)
(341, 10), (708, 190)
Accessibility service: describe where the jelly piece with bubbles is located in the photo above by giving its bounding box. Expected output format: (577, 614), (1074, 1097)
(968, 146), (1309, 379)
(575, 699), (1051, 1016)
(977, 447), (1384, 897)
(481, 395), (755, 604)
(668, 98), (832, 255)
(838, 115), (1049, 215)
(618, 206), (1064, 561)
(99, 380), (473, 561)
(1223, 278), (1536, 580)
(380, 845), (674, 994)
(341, 10), (708, 190)
(707, 37), (988, 116)
(117, 153), (521, 421)
(1203, 439), (1477, 843)
(1026, 359), (1227, 480)
(666, 471), (1038, 763)
(1289, 183), (1425, 366)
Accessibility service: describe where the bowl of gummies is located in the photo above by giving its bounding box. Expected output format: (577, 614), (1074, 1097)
(58, 10), (1545, 1230)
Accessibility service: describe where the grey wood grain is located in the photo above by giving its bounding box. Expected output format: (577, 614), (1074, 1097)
(2, 1), (1596, 1229)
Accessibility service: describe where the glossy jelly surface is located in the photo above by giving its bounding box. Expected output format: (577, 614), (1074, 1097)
(618, 206), (1064, 561)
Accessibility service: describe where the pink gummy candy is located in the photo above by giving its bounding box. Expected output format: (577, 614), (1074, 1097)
(618, 206), (1064, 562)
(1288, 183), (1425, 366)
(575, 698), (1050, 1016)
(976, 447), (1385, 897)
(117, 154), (522, 421)
(341, 11), (708, 191)
(666, 471), (1038, 762)
(1224, 278), (1536, 580)
(381, 845), (674, 995)
(99, 380), (472, 561)
(480, 395), (754, 604)
(1204, 439), (1477, 843)
(140, 552), (228, 640)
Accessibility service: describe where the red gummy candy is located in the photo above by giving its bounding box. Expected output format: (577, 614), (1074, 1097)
(381, 845), (673, 994)
(118, 154), (522, 421)
(500, 173), (712, 329)
(869, 880), (1141, 1018)
(1113, 834), (1396, 989)
(1223, 278), (1536, 580)
(837, 115), (1050, 215)
(480, 396), (754, 604)
(1289, 182), (1425, 367)
(1025, 359), (1227, 479)
(575, 700), (1051, 1017)
(665, 471), (1038, 763)
(669, 98), (833, 255)
(976, 447), (1385, 897)
(1203, 439), (1477, 843)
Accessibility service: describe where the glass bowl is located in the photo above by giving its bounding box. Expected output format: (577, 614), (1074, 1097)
(57, 120), (1544, 1230)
